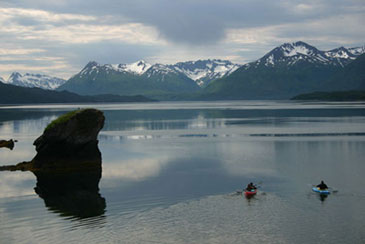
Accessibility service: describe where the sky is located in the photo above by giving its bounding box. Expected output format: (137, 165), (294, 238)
(0, 0), (364, 80)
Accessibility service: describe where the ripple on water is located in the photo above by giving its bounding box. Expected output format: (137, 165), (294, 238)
(1, 191), (365, 244)
(99, 192), (364, 244)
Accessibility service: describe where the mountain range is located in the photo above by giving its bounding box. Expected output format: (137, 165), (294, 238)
(204, 41), (365, 99)
(1, 41), (364, 101)
(57, 59), (240, 98)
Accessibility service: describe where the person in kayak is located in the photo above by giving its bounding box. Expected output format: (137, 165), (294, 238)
(316, 180), (328, 190)
(246, 182), (257, 191)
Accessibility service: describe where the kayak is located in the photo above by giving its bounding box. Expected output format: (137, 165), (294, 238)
(312, 187), (330, 195)
(244, 189), (257, 196)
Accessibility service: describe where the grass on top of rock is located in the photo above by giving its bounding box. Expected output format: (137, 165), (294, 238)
(45, 109), (83, 132)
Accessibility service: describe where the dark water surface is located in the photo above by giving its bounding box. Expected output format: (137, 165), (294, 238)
(0, 101), (365, 243)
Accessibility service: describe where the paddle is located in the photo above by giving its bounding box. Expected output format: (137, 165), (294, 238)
(328, 187), (339, 193)
(255, 181), (263, 188)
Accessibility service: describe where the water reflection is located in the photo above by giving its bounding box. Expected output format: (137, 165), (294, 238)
(1, 102), (365, 244)
(245, 194), (256, 201)
(0, 166), (107, 220)
(0, 139), (15, 150)
(34, 170), (106, 219)
(318, 193), (329, 202)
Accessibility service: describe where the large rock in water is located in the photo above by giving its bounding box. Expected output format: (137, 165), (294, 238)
(31, 108), (105, 171)
(0, 108), (106, 219)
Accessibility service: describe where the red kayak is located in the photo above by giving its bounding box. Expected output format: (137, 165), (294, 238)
(244, 189), (257, 196)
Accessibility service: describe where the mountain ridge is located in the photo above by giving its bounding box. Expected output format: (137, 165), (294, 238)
(246, 41), (362, 69)
(204, 41), (365, 100)
(59, 60), (201, 96)
(69, 59), (240, 88)
(0, 82), (154, 104)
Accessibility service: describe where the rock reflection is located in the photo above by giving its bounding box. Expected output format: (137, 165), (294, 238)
(34, 169), (106, 219)
(0, 139), (16, 150)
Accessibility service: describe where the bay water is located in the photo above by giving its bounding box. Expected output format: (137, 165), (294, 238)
(0, 101), (364, 243)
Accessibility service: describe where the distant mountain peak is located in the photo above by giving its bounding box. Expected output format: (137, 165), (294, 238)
(348, 46), (365, 55)
(277, 41), (319, 57)
(325, 47), (353, 59)
(5, 72), (66, 90)
(137, 60), (147, 65)
(80, 60), (152, 76)
(122, 60), (152, 75)
(9, 72), (22, 78)
(85, 61), (99, 68)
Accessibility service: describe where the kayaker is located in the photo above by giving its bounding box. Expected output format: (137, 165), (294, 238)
(316, 180), (328, 190)
(246, 182), (256, 191)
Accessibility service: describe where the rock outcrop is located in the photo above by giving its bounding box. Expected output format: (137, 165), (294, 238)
(0, 139), (15, 150)
(31, 108), (105, 172)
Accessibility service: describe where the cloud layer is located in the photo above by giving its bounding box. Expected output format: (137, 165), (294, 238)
(0, 0), (364, 79)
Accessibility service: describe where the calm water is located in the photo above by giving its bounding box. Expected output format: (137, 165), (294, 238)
(0, 101), (365, 244)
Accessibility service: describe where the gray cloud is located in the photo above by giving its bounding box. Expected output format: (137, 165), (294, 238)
(2, 0), (364, 45)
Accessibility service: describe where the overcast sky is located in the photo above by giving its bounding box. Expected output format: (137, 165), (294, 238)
(0, 0), (364, 79)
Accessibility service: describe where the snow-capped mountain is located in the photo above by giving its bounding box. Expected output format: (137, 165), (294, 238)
(348, 46), (365, 55)
(205, 41), (365, 100)
(173, 60), (240, 87)
(0, 76), (4, 84)
(5, 72), (66, 90)
(78, 60), (152, 78)
(76, 59), (240, 87)
(60, 60), (200, 96)
(248, 41), (364, 69)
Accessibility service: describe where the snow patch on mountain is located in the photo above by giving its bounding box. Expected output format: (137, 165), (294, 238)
(265, 54), (275, 66)
(79, 60), (152, 77)
(113, 60), (152, 75)
(0, 76), (4, 84)
(283, 44), (314, 57)
(5, 72), (66, 90)
(348, 46), (365, 56)
(173, 59), (240, 87)
(325, 47), (352, 59)
(146, 64), (177, 76)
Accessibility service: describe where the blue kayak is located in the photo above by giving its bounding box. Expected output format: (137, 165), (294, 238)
(312, 187), (330, 194)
